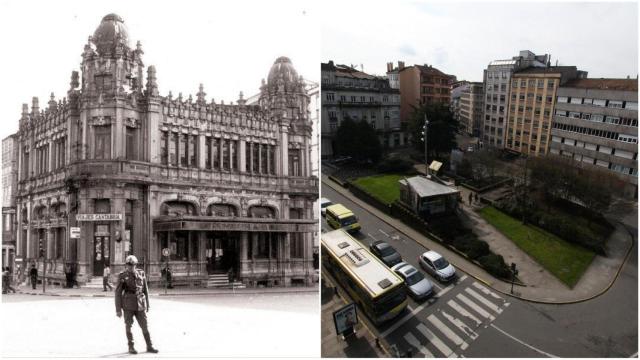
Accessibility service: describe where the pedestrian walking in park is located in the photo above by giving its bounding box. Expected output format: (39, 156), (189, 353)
(29, 264), (38, 289)
(115, 255), (159, 354)
(103, 264), (113, 291)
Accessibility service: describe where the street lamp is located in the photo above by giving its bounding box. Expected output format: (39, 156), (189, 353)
(420, 115), (429, 175)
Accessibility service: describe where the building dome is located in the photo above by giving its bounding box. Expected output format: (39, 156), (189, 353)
(92, 13), (130, 54)
(267, 56), (299, 85)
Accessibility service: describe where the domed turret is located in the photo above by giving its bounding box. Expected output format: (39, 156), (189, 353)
(267, 57), (299, 86)
(92, 13), (130, 54)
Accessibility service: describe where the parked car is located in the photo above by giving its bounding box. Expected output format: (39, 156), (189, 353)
(391, 262), (434, 300)
(320, 198), (333, 217)
(369, 240), (402, 267)
(419, 250), (456, 282)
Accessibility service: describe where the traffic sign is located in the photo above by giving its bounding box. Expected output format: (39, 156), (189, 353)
(70, 227), (81, 239)
(162, 248), (170, 257)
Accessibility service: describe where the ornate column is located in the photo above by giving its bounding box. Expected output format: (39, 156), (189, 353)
(198, 134), (206, 169)
(239, 139), (246, 173)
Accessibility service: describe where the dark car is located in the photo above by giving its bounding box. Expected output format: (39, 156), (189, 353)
(369, 240), (402, 267)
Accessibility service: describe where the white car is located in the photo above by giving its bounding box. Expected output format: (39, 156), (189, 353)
(391, 262), (434, 300)
(419, 250), (456, 283)
(320, 198), (333, 217)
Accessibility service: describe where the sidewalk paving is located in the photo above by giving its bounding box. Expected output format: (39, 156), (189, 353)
(323, 175), (635, 304)
(321, 276), (388, 358)
(8, 283), (318, 298)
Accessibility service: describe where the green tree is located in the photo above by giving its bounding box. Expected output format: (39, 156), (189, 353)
(408, 103), (459, 160)
(334, 116), (382, 163)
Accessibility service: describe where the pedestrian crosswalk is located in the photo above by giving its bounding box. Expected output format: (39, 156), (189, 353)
(388, 281), (510, 358)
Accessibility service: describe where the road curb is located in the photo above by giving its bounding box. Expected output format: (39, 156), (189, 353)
(323, 176), (634, 305)
(13, 288), (319, 298)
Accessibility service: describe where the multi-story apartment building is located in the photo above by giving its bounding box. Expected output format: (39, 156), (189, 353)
(506, 66), (587, 156)
(549, 78), (638, 196)
(398, 64), (455, 125)
(450, 81), (470, 128)
(459, 82), (484, 136)
(386, 61), (404, 89)
(2, 135), (18, 270)
(9, 14), (317, 287)
(321, 61), (403, 158)
(482, 51), (549, 148)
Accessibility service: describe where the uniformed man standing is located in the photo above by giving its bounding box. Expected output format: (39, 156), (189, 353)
(115, 255), (159, 354)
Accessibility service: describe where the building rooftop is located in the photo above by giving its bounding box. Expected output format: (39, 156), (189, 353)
(399, 176), (459, 198)
(400, 64), (452, 78)
(514, 66), (577, 75)
(562, 78), (638, 92)
(489, 60), (517, 66)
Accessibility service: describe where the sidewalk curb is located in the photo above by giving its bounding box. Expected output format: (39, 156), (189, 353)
(14, 288), (319, 298)
(324, 176), (634, 305)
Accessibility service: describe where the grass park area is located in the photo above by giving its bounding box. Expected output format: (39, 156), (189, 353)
(479, 206), (595, 288)
(352, 174), (405, 205)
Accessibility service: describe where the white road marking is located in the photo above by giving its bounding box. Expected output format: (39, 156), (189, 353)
(367, 233), (378, 242)
(416, 323), (457, 358)
(428, 314), (469, 350)
(456, 293), (495, 321)
(441, 310), (479, 340)
(490, 324), (558, 358)
(458, 275), (468, 282)
(464, 288), (502, 314)
(448, 299), (482, 327)
(471, 281), (503, 301)
(404, 332), (434, 357)
(379, 229), (390, 237)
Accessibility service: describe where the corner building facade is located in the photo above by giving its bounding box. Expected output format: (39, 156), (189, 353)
(13, 14), (317, 287)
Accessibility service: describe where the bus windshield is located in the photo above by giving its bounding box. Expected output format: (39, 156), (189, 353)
(340, 215), (358, 227)
(373, 285), (407, 316)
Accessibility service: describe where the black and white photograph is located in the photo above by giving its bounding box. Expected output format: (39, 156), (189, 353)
(0, 0), (320, 357)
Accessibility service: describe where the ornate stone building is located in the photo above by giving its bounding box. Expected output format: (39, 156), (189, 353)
(12, 14), (318, 287)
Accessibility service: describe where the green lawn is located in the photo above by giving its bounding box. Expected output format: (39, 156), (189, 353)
(352, 174), (406, 205)
(479, 206), (595, 288)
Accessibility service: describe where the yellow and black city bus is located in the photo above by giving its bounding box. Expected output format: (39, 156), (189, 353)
(322, 229), (408, 325)
(325, 204), (361, 233)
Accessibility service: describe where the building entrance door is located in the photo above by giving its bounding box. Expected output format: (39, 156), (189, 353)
(93, 225), (110, 276)
(206, 232), (237, 274)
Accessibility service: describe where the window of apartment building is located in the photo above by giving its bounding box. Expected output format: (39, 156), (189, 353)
(555, 110), (568, 117)
(528, 80), (535, 87)
(608, 100), (623, 108)
(269, 146), (276, 175)
(618, 134), (638, 143)
(625, 101), (638, 110)
(501, 84), (507, 91)
(382, 95), (389, 102)
(511, 94), (517, 101)
(326, 93), (335, 101)
(547, 80), (555, 89)
(251, 142), (259, 172)
(213, 138), (220, 169)
(519, 95), (525, 101)
(231, 140), (238, 171)
(161, 131), (168, 164)
(512, 80), (518, 88)
(593, 99), (606, 107)
(340, 95), (346, 102)
(569, 112), (581, 119)
(179, 134), (187, 166)
(499, 106), (505, 113)
(349, 96), (355, 102)
(537, 80), (544, 88)
(536, 95), (542, 102)
(606, 116), (621, 125)
(288, 149), (301, 176)
(534, 109), (541, 116)
(570, 97), (582, 105)
(527, 93), (534, 99)
(520, 80), (527, 88)
(590, 114), (604, 122)
(125, 126), (138, 161)
(204, 136), (211, 169)
(518, 106), (524, 112)
(188, 135), (197, 167)
(557, 96), (568, 103)
(369, 96), (374, 102)
(94, 125), (111, 160)
(500, 95), (506, 103)
(360, 96), (365, 102)
(615, 149), (635, 160)
(261, 144), (268, 174)
(543, 110), (550, 117)
(583, 98), (593, 105)
(222, 139), (230, 170)
(169, 132), (178, 166)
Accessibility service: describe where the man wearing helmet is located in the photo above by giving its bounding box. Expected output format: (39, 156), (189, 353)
(115, 255), (159, 354)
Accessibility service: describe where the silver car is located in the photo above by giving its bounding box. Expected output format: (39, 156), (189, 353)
(320, 198), (333, 217)
(391, 262), (434, 300)
(419, 250), (457, 283)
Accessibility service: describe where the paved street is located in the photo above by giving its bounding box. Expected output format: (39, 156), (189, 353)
(2, 292), (319, 357)
(322, 182), (638, 357)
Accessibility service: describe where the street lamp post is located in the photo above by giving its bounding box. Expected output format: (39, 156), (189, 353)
(421, 115), (429, 175)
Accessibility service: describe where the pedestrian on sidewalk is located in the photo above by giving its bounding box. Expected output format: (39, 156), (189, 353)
(103, 264), (113, 291)
(71, 263), (80, 289)
(4, 267), (16, 293)
(64, 263), (72, 288)
(115, 255), (159, 354)
(29, 263), (38, 290)
(468, 192), (473, 205)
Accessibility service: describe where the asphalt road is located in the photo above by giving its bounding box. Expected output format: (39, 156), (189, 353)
(322, 183), (638, 358)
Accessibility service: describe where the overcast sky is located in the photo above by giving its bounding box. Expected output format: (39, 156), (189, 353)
(322, 1), (638, 81)
(0, 0), (318, 140)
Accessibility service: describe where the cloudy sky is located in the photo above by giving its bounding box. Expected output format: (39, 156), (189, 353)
(0, 0), (318, 140)
(322, 1), (638, 80)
